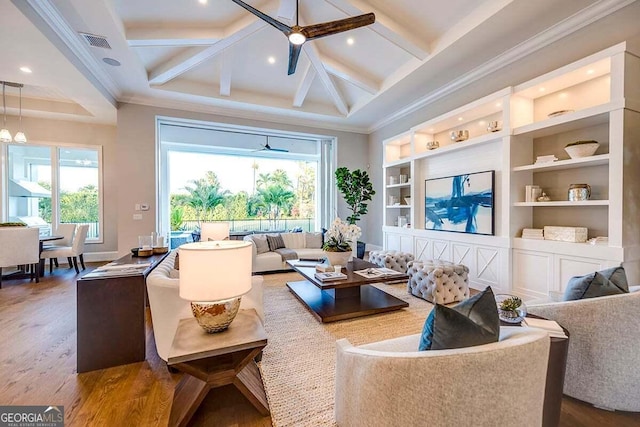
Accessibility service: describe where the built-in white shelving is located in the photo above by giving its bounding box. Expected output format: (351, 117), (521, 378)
(513, 200), (609, 207)
(512, 154), (610, 172)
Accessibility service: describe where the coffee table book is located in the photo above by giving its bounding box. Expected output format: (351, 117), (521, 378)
(314, 272), (347, 282)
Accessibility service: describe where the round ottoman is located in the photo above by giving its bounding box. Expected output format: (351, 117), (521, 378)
(368, 250), (415, 273)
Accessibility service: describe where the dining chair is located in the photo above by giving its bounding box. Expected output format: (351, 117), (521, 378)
(0, 227), (40, 288)
(41, 224), (89, 274)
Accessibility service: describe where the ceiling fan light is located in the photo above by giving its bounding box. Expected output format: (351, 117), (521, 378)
(288, 32), (306, 45)
(14, 131), (26, 144)
(0, 128), (12, 143)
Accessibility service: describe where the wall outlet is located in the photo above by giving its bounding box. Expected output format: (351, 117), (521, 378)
(133, 214), (143, 220)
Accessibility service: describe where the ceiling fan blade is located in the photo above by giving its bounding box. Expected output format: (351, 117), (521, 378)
(269, 147), (289, 153)
(230, 0), (292, 34)
(302, 13), (375, 41)
(287, 42), (304, 75)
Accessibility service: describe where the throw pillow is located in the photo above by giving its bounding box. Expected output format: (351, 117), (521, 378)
(169, 269), (180, 279)
(266, 234), (285, 251)
(305, 232), (323, 249)
(419, 286), (500, 351)
(251, 235), (270, 255)
(563, 266), (629, 301)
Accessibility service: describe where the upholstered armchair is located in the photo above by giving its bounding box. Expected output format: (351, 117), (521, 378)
(528, 289), (640, 411)
(146, 250), (265, 362)
(0, 227), (40, 287)
(335, 327), (550, 426)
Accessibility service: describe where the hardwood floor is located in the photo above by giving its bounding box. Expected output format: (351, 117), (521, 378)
(0, 265), (638, 427)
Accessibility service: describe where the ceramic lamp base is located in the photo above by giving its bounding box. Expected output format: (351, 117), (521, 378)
(191, 297), (241, 333)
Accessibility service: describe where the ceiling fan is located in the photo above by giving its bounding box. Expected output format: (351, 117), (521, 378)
(231, 0), (375, 75)
(256, 137), (289, 153)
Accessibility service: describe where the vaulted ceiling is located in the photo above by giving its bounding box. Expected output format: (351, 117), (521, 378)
(3, 0), (640, 132)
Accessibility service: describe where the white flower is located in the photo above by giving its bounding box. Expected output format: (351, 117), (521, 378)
(323, 218), (361, 252)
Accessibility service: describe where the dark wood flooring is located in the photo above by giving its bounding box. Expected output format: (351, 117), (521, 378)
(0, 264), (638, 426)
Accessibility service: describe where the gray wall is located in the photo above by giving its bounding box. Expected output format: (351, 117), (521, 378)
(116, 103), (369, 255)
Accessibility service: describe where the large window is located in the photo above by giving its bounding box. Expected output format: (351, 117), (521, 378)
(2, 144), (102, 241)
(157, 118), (335, 246)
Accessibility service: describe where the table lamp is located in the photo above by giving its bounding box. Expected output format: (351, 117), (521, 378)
(200, 222), (230, 241)
(179, 241), (252, 333)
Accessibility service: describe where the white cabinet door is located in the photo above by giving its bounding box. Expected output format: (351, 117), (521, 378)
(512, 249), (553, 298)
(554, 254), (609, 293)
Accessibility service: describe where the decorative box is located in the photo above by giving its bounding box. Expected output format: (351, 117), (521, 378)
(543, 226), (588, 243)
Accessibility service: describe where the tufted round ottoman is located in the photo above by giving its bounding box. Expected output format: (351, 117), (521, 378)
(407, 260), (469, 304)
(368, 250), (415, 273)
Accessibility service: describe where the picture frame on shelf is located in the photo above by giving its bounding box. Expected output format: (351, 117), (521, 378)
(424, 170), (495, 235)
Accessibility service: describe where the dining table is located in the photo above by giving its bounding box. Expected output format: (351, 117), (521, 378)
(39, 235), (63, 277)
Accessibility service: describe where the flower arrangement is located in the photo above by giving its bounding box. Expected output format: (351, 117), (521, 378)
(322, 218), (362, 252)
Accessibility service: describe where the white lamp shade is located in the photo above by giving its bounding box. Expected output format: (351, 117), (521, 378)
(200, 222), (230, 241)
(14, 131), (26, 143)
(0, 128), (12, 142)
(179, 241), (252, 302)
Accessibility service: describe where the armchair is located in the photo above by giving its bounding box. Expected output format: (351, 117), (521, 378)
(0, 227), (40, 287)
(335, 327), (550, 426)
(528, 290), (640, 411)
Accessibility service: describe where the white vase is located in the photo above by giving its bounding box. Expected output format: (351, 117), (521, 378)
(324, 250), (352, 267)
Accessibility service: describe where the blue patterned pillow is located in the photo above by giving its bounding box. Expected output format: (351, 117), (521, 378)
(419, 286), (500, 351)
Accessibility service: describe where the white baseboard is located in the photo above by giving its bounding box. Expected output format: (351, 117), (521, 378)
(83, 251), (118, 263)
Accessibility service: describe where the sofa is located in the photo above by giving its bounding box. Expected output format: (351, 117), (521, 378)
(146, 250), (264, 362)
(528, 287), (640, 411)
(335, 327), (550, 426)
(243, 232), (326, 273)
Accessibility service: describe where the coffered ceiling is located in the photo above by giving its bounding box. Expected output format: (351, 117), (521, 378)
(3, 0), (640, 132)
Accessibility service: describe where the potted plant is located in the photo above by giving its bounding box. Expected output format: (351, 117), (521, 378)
(335, 167), (376, 259)
(497, 295), (527, 323)
(322, 218), (362, 266)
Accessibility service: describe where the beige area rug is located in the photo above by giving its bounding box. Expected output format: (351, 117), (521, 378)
(258, 272), (434, 427)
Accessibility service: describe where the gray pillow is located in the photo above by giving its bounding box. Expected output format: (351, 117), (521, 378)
(266, 234), (285, 251)
(305, 232), (323, 249)
(252, 235), (270, 255)
(563, 266), (629, 301)
(419, 286), (500, 351)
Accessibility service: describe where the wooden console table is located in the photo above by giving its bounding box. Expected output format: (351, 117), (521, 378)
(76, 251), (169, 373)
(168, 309), (269, 427)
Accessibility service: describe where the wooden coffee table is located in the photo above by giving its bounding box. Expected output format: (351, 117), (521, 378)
(286, 258), (409, 323)
(167, 309), (269, 427)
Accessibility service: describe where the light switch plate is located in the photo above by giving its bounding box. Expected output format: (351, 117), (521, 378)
(140, 203), (150, 211)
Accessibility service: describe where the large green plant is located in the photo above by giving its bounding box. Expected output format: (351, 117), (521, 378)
(335, 167), (376, 225)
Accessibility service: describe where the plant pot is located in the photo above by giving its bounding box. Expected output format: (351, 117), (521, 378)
(356, 241), (366, 259)
(324, 250), (352, 266)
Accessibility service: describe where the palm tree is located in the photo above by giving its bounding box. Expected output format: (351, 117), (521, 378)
(257, 184), (295, 230)
(184, 171), (229, 224)
(251, 161), (259, 195)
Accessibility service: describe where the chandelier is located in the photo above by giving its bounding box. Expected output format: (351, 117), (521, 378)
(1, 81), (27, 143)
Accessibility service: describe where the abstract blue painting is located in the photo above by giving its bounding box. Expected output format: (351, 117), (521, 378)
(424, 170), (494, 235)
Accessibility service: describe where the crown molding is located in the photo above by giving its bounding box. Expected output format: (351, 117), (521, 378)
(122, 95), (370, 135)
(369, 0), (636, 133)
(13, 0), (120, 106)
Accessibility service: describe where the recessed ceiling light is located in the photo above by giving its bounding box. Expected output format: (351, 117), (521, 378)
(559, 92), (568, 99)
(198, 0), (207, 4)
(19, 66), (32, 73)
(539, 87), (546, 92)
(268, 56), (276, 64)
(103, 57), (121, 66)
(587, 69), (595, 75)
(458, 117), (464, 121)
(428, 128), (435, 132)
(478, 121), (486, 126)
(495, 102), (501, 107)
(347, 38), (354, 45)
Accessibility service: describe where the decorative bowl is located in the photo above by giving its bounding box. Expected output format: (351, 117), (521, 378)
(426, 141), (439, 150)
(495, 294), (527, 324)
(404, 197), (411, 205)
(450, 130), (469, 142)
(564, 141), (599, 159)
(548, 109), (574, 118)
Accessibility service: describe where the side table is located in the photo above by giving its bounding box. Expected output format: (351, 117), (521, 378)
(168, 309), (269, 427)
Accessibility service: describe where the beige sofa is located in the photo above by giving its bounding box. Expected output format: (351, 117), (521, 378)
(146, 250), (264, 362)
(243, 232), (325, 273)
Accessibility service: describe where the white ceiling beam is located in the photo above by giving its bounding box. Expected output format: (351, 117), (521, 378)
(321, 54), (379, 94)
(325, 0), (429, 60)
(126, 27), (223, 47)
(303, 43), (348, 116)
(293, 62), (316, 107)
(148, 19), (265, 85)
(220, 50), (232, 97)
(277, 0), (297, 23)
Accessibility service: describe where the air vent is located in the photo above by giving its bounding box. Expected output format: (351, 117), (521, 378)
(79, 32), (111, 49)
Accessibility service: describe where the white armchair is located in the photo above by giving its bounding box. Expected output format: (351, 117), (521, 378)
(40, 224), (88, 274)
(0, 227), (40, 287)
(335, 327), (550, 426)
(146, 250), (265, 362)
(528, 290), (640, 411)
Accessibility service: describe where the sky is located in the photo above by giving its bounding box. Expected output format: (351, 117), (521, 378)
(168, 151), (316, 195)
